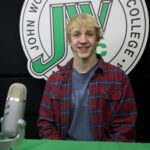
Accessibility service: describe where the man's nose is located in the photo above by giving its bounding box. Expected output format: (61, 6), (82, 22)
(80, 35), (87, 43)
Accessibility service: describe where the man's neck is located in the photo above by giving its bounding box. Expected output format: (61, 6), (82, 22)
(73, 55), (98, 74)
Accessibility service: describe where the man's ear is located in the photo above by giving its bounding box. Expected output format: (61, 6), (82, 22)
(96, 38), (100, 44)
(68, 39), (71, 44)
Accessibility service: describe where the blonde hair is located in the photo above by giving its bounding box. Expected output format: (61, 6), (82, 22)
(66, 14), (103, 42)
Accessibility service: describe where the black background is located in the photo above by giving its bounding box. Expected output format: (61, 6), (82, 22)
(0, 0), (150, 142)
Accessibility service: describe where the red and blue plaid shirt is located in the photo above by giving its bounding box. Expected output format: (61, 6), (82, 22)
(37, 56), (137, 141)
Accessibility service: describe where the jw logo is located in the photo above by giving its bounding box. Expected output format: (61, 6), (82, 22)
(20, 0), (149, 80)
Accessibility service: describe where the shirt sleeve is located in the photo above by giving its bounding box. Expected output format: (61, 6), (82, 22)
(37, 76), (62, 139)
(110, 72), (137, 142)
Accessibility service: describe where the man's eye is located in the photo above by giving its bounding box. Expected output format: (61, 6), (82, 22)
(73, 34), (79, 37)
(87, 33), (94, 36)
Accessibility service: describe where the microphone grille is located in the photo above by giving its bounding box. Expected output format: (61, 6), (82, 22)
(7, 83), (27, 101)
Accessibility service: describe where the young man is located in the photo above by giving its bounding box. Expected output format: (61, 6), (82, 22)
(37, 14), (137, 141)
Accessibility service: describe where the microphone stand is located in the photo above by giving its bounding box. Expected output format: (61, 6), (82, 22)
(0, 118), (26, 150)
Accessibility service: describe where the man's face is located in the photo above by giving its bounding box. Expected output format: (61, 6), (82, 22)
(69, 26), (98, 60)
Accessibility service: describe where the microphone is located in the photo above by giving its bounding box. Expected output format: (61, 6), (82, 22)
(1, 83), (27, 138)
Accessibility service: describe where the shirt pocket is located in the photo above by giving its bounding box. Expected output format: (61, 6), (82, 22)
(103, 90), (121, 101)
(96, 90), (122, 130)
(102, 90), (122, 114)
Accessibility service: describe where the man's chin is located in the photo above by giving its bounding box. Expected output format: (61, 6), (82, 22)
(78, 54), (90, 60)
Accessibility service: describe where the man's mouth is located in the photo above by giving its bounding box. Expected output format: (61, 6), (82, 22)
(78, 46), (90, 50)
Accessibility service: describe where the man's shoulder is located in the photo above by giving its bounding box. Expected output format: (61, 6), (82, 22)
(101, 61), (123, 71)
(47, 70), (64, 81)
(47, 63), (71, 82)
(100, 61), (126, 76)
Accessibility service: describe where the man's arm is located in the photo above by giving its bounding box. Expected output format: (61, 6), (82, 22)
(110, 73), (137, 142)
(37, 77), (62, 139)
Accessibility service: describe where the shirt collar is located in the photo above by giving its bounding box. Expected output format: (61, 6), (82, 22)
(57, 54), (105, 74)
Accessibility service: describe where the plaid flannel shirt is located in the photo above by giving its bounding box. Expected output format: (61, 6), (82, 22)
(37, 56), (137, 141)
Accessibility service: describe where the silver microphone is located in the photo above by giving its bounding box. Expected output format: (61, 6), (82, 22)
(1, 83), (27, 138)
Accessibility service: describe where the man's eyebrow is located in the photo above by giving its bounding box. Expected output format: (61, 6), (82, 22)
(71, 30), (80, 34)
(87, 30), (94, 32)
(86, 30), (95, 33)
